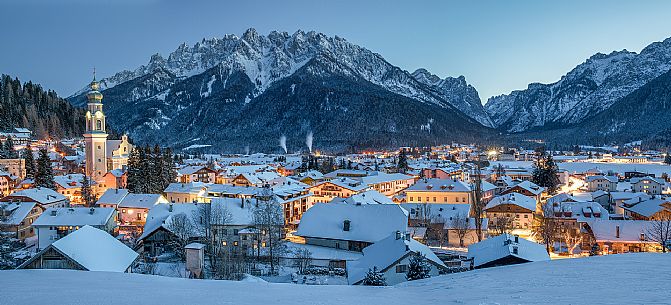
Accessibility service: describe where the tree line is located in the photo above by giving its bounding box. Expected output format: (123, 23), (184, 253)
(126, 145), (177, 194)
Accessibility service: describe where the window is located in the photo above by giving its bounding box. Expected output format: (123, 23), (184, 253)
(233, 229), (239, 235)
(96, 119), (102, 130)
(396, 264), (408, 273)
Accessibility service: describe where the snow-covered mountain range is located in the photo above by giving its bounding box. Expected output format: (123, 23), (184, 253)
(68, 29), (492, 152)
(485, 37), (671, 132)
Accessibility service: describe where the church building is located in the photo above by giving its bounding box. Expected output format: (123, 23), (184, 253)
(83, 73), (133, 182)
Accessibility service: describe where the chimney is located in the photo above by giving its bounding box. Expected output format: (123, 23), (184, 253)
(89, 207), (95, 215)
(395, 230), (401, 240)
(343, 220), (351, 231)
(616, 225), (620, 238)
(169, 204), (173, 212)
(115, 188), (118, 194)
(514, 235), (519, 243)
(50, 210), (57, 216)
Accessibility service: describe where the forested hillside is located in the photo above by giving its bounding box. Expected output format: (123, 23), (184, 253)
(0, 74), (85, 139)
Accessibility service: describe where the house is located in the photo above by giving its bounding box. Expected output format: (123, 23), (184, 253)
(359, 172), (414, 197)
(117, 193), (168, 229)
(420, 166), (462, 180)
(0, 201), (44, 240)
(308, 178), (368, 204)
(54, 174), (98, 205)
(271, 182), (313, 228)
(1, 187), (68, 208)
(623, 197), (671, 220)
(31, 207), (117, 250)
(209, 197), (263, 255)
(96, 188), (131, 208)
(630, 177), (666, 195)
(610, 192), (650, 215)
(586, 175), (618, 192)
(18, 225), (138, 272)
(0, 170), (18, 196)
(347, 232), (447, 285)
(468, 233), (550, 269)
(138, 203), (202, 256)
(584, 220), (661, 254)
(102, 169), (127, 189)
(0, 158), (26, 180)
(295, 203), (408, 252)
(164, 182), (208, 203)
(405, 178), (472, 204)
(177, 166), (217, 183)
(501, 180), (544, 203)
(295, 170), (325, 186)
(484, 193), (537, 237)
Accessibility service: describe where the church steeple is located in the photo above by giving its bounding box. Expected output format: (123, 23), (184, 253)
(83, 68), (108, 181)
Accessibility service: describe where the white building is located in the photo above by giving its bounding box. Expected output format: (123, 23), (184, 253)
(347, 232), (447, 285)
(468, 233), (550, 269)
(31, 207), (117, 250)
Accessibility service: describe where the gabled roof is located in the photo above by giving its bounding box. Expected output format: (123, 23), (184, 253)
(313, 178), (368, 192)
(177, 165), (214, 176)
(406, 178), (471, 193)
(118, 194), (168, 209)
(32, 207), (115, 227)
(0, 202), (38, 225)
(586, 175), (618, 183)
(296, 203), (408, 243)
(468, 233), (549, 268)
(586, 220), (656, 243)
(507, 181), (544, 195)
(623, 198), (670, 218)
(97, 189), (130, 206)
(331, 190), (394, 205)
(485, 193), (536, 212)
(20, 225), (138, 272)
(209, 197), (254, 226)
(360, 173), (413, 186)
(8, 188), (66, 205)
(347, 233), (446, 284)
(139, 203), (202, 240)
(630, 176), (666, 185)
(164, 182), (208, 195)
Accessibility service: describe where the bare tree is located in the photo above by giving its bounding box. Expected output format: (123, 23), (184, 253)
(293, 248), (313, 274)
(646, 215), (671, 253)
(450, 213), (470, 247)
(193, 202), (233, 277)
(491, 214), (515, 236)
(253, 187), (286, 275)
(533, 202), (559, 253)
(563, 227), (583, 256)
(166, 213), (195, 260)
(415, 202), (433, 227)
(431, 215), (447, 247)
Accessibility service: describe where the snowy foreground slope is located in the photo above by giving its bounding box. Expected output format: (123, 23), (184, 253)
(1, 253), (669, 305)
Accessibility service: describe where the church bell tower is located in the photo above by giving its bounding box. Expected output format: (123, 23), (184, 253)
(84, 70), (108, 181)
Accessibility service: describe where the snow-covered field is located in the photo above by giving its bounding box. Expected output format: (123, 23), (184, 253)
(1, 253), (669, 304)
(492, 161), (671, 176)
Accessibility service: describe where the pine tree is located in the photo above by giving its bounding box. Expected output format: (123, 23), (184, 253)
(24, 144), (36, 179)
(162, 147), (177, 188)
(362, 266), (386, 286)
(149, 145), (163, 193)
(532, 152), (560, 195)
(406, 252), (432, 281)
(664, 153), (671, 165)
(4, 136), (17, 159)
(35, 148), (54, 189)
(138, 146), (152, 193)
(80, 173), (96, 207)
(126, 147), (142, 193)
(397, 149), (408, 173)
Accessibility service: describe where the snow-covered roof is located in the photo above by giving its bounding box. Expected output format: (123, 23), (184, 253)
(468, 233), (550, 268)
(9, 188), (66, 205)
(347, 233), (446, 284)
(139, 203), (202, 240)
(97, 189), (130, 206)
(285, 242), (362, 261)
(586, 220), (656, 243)
(0, 202), (38, 226)
(314, 178), (368, 192)
(209, 197), (254, 226)
(177, 165), (213, 176)
(331, 190), (394, 205)
(32, 207), (115, 227)
(118, 194), (167, 209)
(406, 178), (471, 193)
(623, 198), (670, 218)
(164, 182), (208, 195)
(296, 203), (408, 243)
(485, 193), (536, 212)
(507, 180), (544, 195)
(610, 192), (648, 201)
(44, 226), (137, 272)
(586, 175), (618, 183)
(360, 172), (413, 186)
(551, 201), (609, 221)
(630, 176), (666, 185)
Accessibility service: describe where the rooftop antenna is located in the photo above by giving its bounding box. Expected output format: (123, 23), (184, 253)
(93, 67), (96, 81)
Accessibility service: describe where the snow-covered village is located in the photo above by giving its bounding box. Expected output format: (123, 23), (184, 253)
(2, 1), (671, 304)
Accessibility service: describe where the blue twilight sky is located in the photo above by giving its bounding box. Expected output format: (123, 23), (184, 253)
(2, 0), (671, 102)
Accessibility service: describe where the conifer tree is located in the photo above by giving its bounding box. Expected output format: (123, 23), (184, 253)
(35, 148), (55, 189)
(532, 152), (560, 195)
(406, 252), (432, 281)
(80, 173), (96, 207)
(162, 147), (177, 187)
(4, 136), (17, 159)
(664, 152), (671, 165)
(149, 145), (163, 193)
(24, 144), (36, 179)
(397, 149), (409, 173)
(362, 266), (386, 286)
(126, 147), (142, 193)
